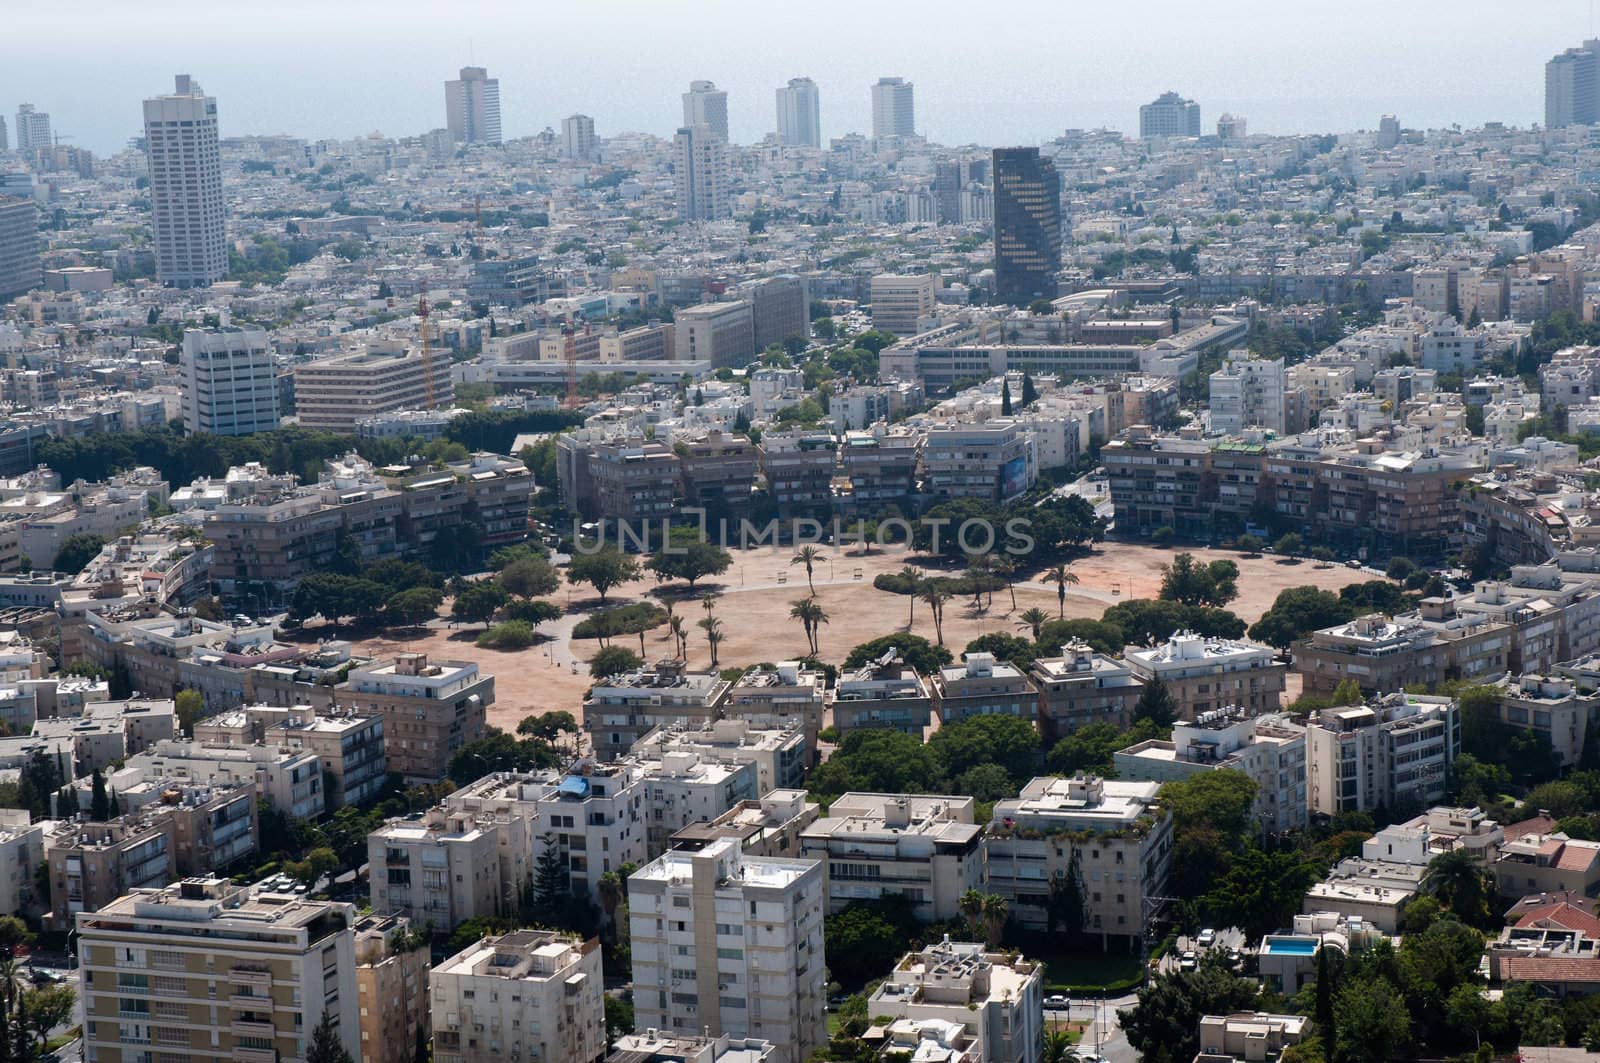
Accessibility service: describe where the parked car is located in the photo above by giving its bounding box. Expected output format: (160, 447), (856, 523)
(1180, 950), (1198, 971)
(1197, 928), (1216, 948)
(1044, 994), (1070, 1010)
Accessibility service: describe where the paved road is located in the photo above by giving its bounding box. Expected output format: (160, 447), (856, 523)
(1044, 992), (1138, 1063)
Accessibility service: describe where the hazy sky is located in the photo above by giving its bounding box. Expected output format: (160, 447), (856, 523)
(5, 0), (1599, 155)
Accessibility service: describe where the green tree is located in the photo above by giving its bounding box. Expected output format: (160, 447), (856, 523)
(1043, 563), (1079, 619)
(385, 586), (444, 627)
(1273, 532), (1304, 556)
(1159, 553), (1239, 607)
(824, 897), (921, 988)
(518, 711), (577, 741)
(1332, 977), (1410, 1063)
(90, 768), (109, 821)
(307, 1010), (356, 1063)
(1421, 850), (1494, 928)
(791, 545), (824, 594)
(1119, 964), (1262, 1063)
(927, 714), (1041, 785)
(174, 689), (204, 736)
(532, 834), (569, 912)
(51, 533), (107, 575)
(499, 556), (561, 598)
(451, 582), (509, 628)
(648, 538), (733, 590)
(18, 983), (75, 1054)
(1134, 677), (1177, 728)
(808, 728), (945, 797)
(1016, 607), (1051, 639)
(568, 547), (642, 601)
(1248, 586), (1355, 650)
(588, 645), (644, 679)
(842, 634), (953, 675)
(501, 598), (562, 627)
(605, 994), (635, 1045)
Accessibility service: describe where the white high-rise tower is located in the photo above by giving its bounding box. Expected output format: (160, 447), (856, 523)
(562, 114), (597, 161)
(775, 77), (821, 148)
(674, 125), (729, 222)
(13, 105), (50, 153)
(445, 66), (502, 145)
(143, 76), (228, 287)
(871, 77), (915, 139)
(682, 80), (729, 142)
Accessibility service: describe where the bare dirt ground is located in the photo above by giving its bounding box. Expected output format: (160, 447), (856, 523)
(347, 542), (1382, 732)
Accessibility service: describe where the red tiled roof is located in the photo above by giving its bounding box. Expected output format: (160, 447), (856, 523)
(1515, 902), (1600, 938)
(1500, 955), (1600, 985)
(1505, 815), (1558, 842)
(1556, 844), (1600, 873)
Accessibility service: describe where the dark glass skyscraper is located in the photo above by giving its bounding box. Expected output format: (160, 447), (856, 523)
(993, 147), (1061, 306)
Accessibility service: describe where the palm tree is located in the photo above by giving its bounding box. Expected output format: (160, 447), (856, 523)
(919, 585), (951, 645)
(667, 615), (687, 659)
(698, 616), (724, 668)
(897, 566), (922, 627)
(701, 591), (719, 619)
(1423, 849), (1490, 924)
(791, 545), (824, 594)
(1043, 1030), (1075, 1063)
(597, 871), (624, 928)
(981, 893), (1009, 948)
(963, 559), (992, 610)
(1017, 607), (1050, 639)
(1043, 563), (1079, 620)
(994, 556), (1018, 611)
(959, 889), (986, 942)
(790, 598), (818, 655)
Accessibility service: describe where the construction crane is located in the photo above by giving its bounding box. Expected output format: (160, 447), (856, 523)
(418, 282), (437, 409)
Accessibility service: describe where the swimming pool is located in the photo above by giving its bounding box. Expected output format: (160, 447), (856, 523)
(1263, 937), (1317, 955)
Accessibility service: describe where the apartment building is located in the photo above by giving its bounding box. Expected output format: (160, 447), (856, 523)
(1029, 641), (1145, 741)
(757, 431), (837, 517)
(837, 432), (920, 515)
(196, 704), (387, 808)
(742, 275), (809, 353)
(632, 751), (759, 856)
(870, 274), (938, 336)
(441, 763), (650, 911)
(930, 652), (1037, 725)
(0, 196), (41, 301)
(1197, 1014), (1310, 1062)
(677, 431), (760, 519)
(1114, 708), (1308, 833)
(1304, 694), (1460, 817)
(599, 322), (676, 363)
(577, 440), (679, 523)
(432, 930), (606, 1063)
(1209, 350), (1286, 433)
(676, 302), (755, 368)
(608, 1031), (776, 1062)
(294, 345), (455, 434)
(986, 775), (1172, 945)
(1499, 672), (1600, 767)
(722, 663), (829, 760)
(1123, 632), (1286, 720)
(0, 811), (41, 918)
(180, 327), (279, 436)
(799, 793), (984, 922)
(76, 876), (358, 1063)
(631, 717), (808, 795)
(922, 421), (1032, 503)
(1293, 602), (1512, 697)
(368, 806), (502, 929)
(354, 913), (431, 1063)
(336, 653), (491, 783)
(583, 662), (731, 757)
(866, 939), (1044, 1063)
(669, 790), (820, 860)
(629, 836), (827, 1063)
(833, 651), (933, 735)
(48, 817), (173, 920)
(117, 739), (324, 819)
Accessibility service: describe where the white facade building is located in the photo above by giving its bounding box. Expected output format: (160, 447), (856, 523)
(868, 939), (1044, 1063)
(562, 114), (597, 161)
(445, 66), (502, 145)
(1304, 694), (1461, 817)
(143, 75), (228, 287)
(775, 78), (820, 148)
(683, 81), (730, 142)
(431, 930), (605, 1063)
(1209, 349), (1286, 434)
(674, 125), (730, 222)
(871, 78), (916, 139)
(629, 837), (826, 1063)
(180, 326), (279, 436)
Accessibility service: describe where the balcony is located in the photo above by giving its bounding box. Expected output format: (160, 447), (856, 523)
(231, 1017), (276, 1038)
(236, 1046), (278, 1063)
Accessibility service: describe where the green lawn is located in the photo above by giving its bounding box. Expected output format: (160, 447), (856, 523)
(1036, 948), (1146, 993)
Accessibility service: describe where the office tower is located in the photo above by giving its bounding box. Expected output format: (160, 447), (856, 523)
(0, 116), (7, 153)
(629, 837), (826, 1063)
(775, 76), (821, 148)
(432, 931), (606, 1063)
(683, 79), (729, 142)
(294, 344), (455, 433)
(1547, 44), (1600, 128)
(1139, 90), (1202, 138)
(1216, 113), (1247, 141)
(870, 274), (937, 334)
(13, 105), (50, 153)
(562, 113), (597, 161)
(77, 876), (359, 1063)
(0, 196), (40, 300)
(674, 125), (730, 221)
(993, 146), (1062, 306)
(181, 326), (280, 436)
(445, 66), (502, 144)
(1377, 114), (1401, 148)
(871, 77), (916, 138)
(743, 274), (809, 351)
(144, 75), (228, 287)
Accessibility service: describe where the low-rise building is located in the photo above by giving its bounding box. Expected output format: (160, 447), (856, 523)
(336, 653), (490, 783)
(606, 1031), (775, 1063)
(1304, 693), (1460, 817)
(668, 790), (819, 859)
(986, 775), (1172, 945)
(0, 810), (42, 918)
(1293, 602), (1512, 697)
(583, 662), (731, 757)
(631, 718), (807, 794)
(865, 939), (1044, 1063)
(1196, 1013), (1311, 1063)
(833, 651), (932, 735)
(1029, 641), (1144, 741)
(800, 793), (984, 922)
(1491, 673), (1600, 768)
(633, 751), (759, 856)
(1494, 831), (1600, 899)
(1123, 632), (1286, 720)
(723, 663), (828, 760)
(369, 806), (502, 929)
(1301, 857), (1425, 934)
(355, 913), (431, 1063)
(431, 930), (606, 1063)
(1114, 708), (1307, 833)
(931, 652), (1037, 725)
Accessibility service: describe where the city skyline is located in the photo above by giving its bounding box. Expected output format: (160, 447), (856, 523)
(3, 0), (1598, 154)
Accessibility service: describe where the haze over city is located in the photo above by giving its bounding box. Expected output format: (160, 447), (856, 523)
(5, 0), (1600, 153)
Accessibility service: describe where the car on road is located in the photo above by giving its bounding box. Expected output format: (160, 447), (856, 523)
(1197, 928), (1216, 948)
(1044, 994), (1070, 1010)
(1346, 559), (1363, 569)
(1179, 950), (1197, 971)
